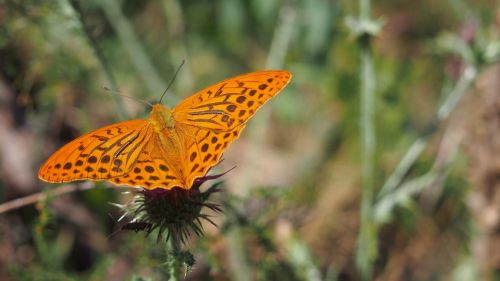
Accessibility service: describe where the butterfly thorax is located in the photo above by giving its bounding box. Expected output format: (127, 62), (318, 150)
(150, 104), (175, 131)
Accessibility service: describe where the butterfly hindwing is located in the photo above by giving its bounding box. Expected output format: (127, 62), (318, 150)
(107, 132), (184, 189)
(175, 123), (245, 187)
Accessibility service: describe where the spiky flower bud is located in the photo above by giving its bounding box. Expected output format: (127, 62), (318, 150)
(129, 183), (221, 243)
(115, 169), (231, 276)
(120, 170), (231, 245)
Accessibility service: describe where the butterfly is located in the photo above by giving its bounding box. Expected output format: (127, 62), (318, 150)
(38, 70), (292, 190)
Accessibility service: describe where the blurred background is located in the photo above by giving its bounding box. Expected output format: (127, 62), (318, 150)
(0, 0), (499, 280)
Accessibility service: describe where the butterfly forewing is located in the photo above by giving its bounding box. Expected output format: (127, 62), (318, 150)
(38, 120), (151, 183)
(173, 71), (291, 132)
(171, 70), (291, 187)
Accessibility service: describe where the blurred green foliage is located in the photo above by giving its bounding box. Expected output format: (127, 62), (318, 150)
(0, 0), (499, 280)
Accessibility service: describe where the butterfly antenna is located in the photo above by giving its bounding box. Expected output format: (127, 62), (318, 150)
(103, 87), (153, 107)
(159, 60), (185, 104)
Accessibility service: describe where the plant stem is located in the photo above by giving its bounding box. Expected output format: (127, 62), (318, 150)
(0, 183), (93, 214)
(225, 6), (296, 281)
(67, 0), (128, 119)
(167, 238), (181, 281)
(237, 4), (296, 193)
(161, 0), (194, 98)
(227, 226), (252, 281)
(356, 0), (377, 279)
(376, 65), (477, 199)
(265, 5), (296, 70)
(373, 105), (467, 221)
(99, 0), (167, 101)
(360, 0), (371, 19)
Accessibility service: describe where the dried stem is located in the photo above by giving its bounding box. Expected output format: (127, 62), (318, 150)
(0, 183), (93, 214)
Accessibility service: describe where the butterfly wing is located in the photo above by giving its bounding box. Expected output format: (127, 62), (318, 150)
(107, 131), (184, 190)
(172, 70), (291, 132)
(39, 70), (292, 190)
(172, 70), (291, 187)
(174, 123), (246, 187)
(39, 120), (152, 183)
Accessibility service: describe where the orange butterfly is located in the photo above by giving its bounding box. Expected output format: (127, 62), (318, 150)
(38, 70), (292, 190)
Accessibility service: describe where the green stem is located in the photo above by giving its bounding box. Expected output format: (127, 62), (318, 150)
(265, 5), (296, 69)
(161, 0), (194, 101)
(360, 0), (371, 19)
(356, 0), (377, 279)
(227, 226), (252, 281)
(237, 0), (296, 193)
(99, 0), (166, 100)
(225, 6), (296, 281)
(167, 238), (181, 281)
(376, 65), (477, 200)
(66, 0), (128, 119)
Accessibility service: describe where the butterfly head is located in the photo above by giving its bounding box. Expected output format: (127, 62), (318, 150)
(150, 103), (174, 131)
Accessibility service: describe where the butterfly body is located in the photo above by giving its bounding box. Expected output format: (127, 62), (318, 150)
(39, 70), (291, 190)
